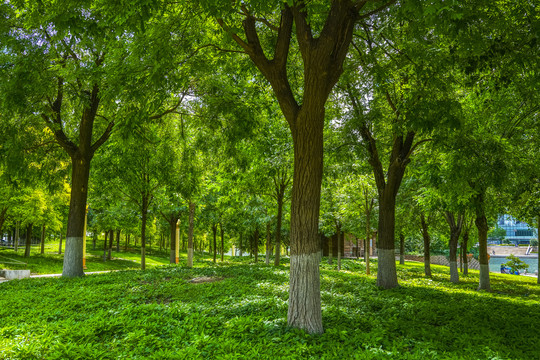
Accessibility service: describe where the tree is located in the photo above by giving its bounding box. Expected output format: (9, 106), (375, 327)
(210, 0), (397, 333)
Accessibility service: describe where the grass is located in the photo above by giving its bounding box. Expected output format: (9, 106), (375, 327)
(0, 239), (179, 274)
(1, 256), (539, 359)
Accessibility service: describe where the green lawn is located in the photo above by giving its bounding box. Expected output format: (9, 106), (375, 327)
(0, 240), (179, 274)
(1, 258), (539, 359)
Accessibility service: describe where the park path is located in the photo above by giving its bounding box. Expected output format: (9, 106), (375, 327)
(0, 270), (118, 283)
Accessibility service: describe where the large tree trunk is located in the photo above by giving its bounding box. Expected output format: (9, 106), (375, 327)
(62, 154), (91, 277)
(420, 213), (432, 278)
(212, 224), (217, 263)
(444, 212), (464, 284)
(187, 201), (194, 267)
(399, 233), (405, 265)
(220, 223), (224, 262)
(377, 192), (399, 288)
(475, 201), (490, 291)
(116, 230), (120, 252)
(40, 225), (46, 254)
(287, 107), (325, 334)
(24, 223), (32, 258)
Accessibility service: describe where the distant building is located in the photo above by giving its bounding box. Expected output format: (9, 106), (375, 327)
(493, 215), (537, 245)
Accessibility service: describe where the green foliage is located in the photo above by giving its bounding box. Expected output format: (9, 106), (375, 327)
(502, 254), (530, 274)
(1, 260), (539, 359)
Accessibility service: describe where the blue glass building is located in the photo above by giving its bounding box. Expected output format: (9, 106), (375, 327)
(494, 215), (537, 245)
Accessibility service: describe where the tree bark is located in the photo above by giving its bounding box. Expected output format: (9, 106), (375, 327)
(399, 233), (405, 265)
(336, 222), (342, 271)
(0, 207), (7, 241)
(14, 221), (19, 252)
(420, 213), (432, 278)
(265, 221), (271, 265)
(212, 224), (217, 263)
(475, 196), (490, 291)
(107, 229), (113, 260)
(116, 230), (120, 252)
(103, 231), (108, 261)
(187, 200), (195, 267)
(444, 211), (464, 284)
(377, 191), (399, 288)
(40, 224), (46, 254)
(63, 153), (92, 277)
(24, 223), (32, 258)
(141, 195), (148, 270)
(220, 222), (224, 262)
(168, 216), (178, 264)
(328, 234), (333, 265)
(253, 228), (259, 263)
(274, 176), (288, 266)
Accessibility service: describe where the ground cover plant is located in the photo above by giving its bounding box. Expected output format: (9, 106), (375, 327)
(1, 259), (538, 359)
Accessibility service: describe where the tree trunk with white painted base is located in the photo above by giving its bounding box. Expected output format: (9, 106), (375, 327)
(444, 212), (464, 284)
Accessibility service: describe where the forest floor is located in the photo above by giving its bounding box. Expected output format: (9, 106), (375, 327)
(1, 253), (539, 359)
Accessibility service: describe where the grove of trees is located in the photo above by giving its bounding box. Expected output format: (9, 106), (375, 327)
(1, 0), (538, 334)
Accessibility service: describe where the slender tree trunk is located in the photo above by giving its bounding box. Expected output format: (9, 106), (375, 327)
(24, 223), (32, 258)
(444, 212), (463, 284)
(187, 201), (195, 267)
(337, 225), (342, 271)
(125, 233), (130, 251)
(14, 221), (19, 252)
(169, 217), (177, 264)
(0, 207), (7, 241)
(40, 225), (46, 254)
(107, 229), (113, 260)
(365, 213), (371, 275)
(475, 200), (490, 291)
(274, 195), (284, 266)
(265, 221), (271, 265)
(116, 230), (120, 252)
(328, 234), (333, 265)
(463, 224), (470, 276)
(253, 228), (259, 263)
(103, 231), (108, 261)
(141, 195), (148, 270)
(399, 233), (405, 265)
(420, 213), (432, 278)
(59, 231), (64, 254)
(212, 224), (217, 263)
(220, 223), (224, 262)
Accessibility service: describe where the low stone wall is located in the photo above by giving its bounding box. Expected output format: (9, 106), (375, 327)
(403, 255), (480, 270)
(0, 269), (30, 280)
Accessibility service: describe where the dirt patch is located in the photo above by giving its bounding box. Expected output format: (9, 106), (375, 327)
(189, 276), (224, 284)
